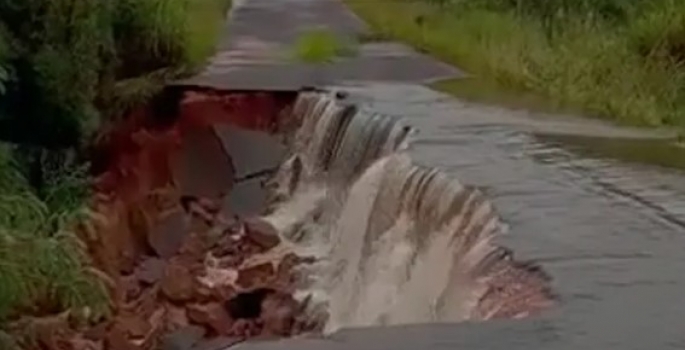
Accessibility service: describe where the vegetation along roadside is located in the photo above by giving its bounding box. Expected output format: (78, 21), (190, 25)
(346, 0), (685, 129)
(0, 0), (230, 347)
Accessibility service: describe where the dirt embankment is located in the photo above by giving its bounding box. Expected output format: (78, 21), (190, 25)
(12, 90), (316, 350)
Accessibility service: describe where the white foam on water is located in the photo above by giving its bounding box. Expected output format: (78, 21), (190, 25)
(262, 91), (551, 332)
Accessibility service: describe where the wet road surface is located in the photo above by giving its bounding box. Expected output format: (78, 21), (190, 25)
(177, 0), (461, 90)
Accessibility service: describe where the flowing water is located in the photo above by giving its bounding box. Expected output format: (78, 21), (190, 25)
(228, 83), (685, 350)
(179, 0), (685, 344)
(328, 83), (685, 349)
(262, 91), (553, 333)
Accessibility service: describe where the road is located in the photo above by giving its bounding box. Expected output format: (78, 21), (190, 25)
(179, 0), (685, 348)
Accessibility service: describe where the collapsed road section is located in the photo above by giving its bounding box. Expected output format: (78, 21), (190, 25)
(11, 88), (554, 350)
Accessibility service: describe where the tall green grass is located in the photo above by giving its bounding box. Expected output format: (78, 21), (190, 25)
(0, 145), (109, 340)
(0, 0), (231, 343)
(0, 0), (232, 147)
(345, 0), (685, 127)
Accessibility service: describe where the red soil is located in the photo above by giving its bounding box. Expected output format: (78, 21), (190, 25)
(11, 90), (308, 350)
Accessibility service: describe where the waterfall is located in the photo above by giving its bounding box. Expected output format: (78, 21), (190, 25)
(264, 91), (554, 333)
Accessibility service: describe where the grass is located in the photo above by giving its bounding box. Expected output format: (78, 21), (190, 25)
(102, 0), (233, 118)
(0, 146), (109, 332)
(292, 29), (359, 63)
(0, 0), (231, 345)
(344, 0), (685, 129)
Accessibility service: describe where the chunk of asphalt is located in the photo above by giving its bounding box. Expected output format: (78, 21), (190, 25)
(148, 210), (189, 258)
(135, 257), (167, 284)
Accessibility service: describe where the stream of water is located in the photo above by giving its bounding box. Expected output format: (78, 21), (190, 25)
(237, 84), (685, 349)
(261, 91), (553, 333)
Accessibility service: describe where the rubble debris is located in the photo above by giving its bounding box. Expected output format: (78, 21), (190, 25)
(243, 218), (280, 252)
(136, 257), (167, 285)
(160, 263), (195, 302)
(186, 303), (233, 336)
(148, 210), (190, 258)
(235, 263), (276, 290)
(9, 91), (319, 350)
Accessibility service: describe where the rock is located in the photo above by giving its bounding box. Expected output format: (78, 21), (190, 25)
(129, 308), (165, 349)
(106, 326), (140, 350)
(188, 201), (215, 224)
(161, 263), (194, 302)
(191, 336), (242, 350)
(30, 314), (71, 350)
(161, 326), (205, 350)
(229, 319), (261, 338)
(192, 282), (215, 303)
(83, 322), (109, 341)
(210, 235), (240, 258)
(196, 277), (235, 302)
(259, 292), (298, 336)
(196, 264), (238, 302)
(115, 313), (151, 339)
(197, 197), (221, 214)
(235, 263), (275, 289)
(116, 275), (142, 306)
(275, 254), (298, 287)
(136, 257), (167, 285)
(186, 303), (233, 336)
(213, 284), (237, 302)
(109, 309), (160, 349)
(164, 304), (190, 331)
(214, 212), (240, 233)
(243, 218), (280, 251)
(133, 287), (160, 317)
(148, 210), (189, 258)
(179, 233), (209, 262)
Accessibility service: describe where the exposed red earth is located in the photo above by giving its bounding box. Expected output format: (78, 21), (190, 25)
(6, 90), (310, 350)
